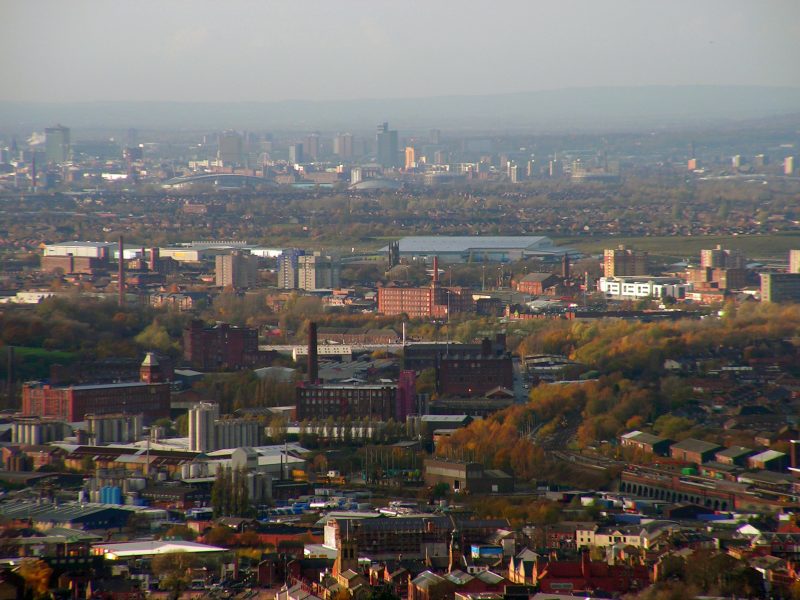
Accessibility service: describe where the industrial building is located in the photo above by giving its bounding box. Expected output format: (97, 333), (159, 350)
(423, 458), (513, 494)
(86, 413), (143, 445)
(188, 402), (263, 452)
(383, 236), (568, 264)
(183, 320), (261, 371)
(378, 257), (473, 318)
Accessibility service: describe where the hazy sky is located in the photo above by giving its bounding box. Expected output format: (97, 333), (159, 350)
(2, 0), (799, 103)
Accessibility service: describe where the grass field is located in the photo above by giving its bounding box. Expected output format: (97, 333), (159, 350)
(554, 233), (800, 261)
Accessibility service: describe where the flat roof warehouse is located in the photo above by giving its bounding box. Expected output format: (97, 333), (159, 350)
(383, 236), (573, 263)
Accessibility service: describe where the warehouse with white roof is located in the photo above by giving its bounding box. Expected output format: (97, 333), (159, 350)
(383, 236), (571, 263)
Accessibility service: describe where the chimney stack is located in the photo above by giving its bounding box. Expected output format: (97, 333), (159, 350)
(308, 322), (319, 383)
(118, 236), (125, 306)
(562, 253), (570, 280)
(432, 256), (439, 284)
(149, 247), (159, 272)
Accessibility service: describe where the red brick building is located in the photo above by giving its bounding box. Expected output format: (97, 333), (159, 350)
(438, 339), (514, 397)
(296, 382), (398, 421)
(377, 284), (473, 319)
(515, 272), (561, 295)
(22, 381), (170, 423)
(183, 320), (260, 371)
(377, 257), (473, 319)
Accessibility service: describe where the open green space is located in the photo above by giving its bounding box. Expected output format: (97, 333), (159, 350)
(555, 232), (800, 260)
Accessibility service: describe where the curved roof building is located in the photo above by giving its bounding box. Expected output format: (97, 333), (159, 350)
(382, 236), (571, 263)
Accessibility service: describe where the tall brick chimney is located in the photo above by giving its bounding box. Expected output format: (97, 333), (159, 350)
(308, 322), (319, 383)
(118, 236), (125, 306)
(432, 256), (439, 284)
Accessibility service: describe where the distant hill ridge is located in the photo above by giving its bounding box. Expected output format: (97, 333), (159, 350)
(2, 85), (800, 131)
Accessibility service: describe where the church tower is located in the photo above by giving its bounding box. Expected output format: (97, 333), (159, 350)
(334, 522), (359, 578)
(140, 352), (163, 383)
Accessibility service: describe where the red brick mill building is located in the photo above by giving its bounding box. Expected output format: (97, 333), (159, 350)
(22, 354), (170, 422)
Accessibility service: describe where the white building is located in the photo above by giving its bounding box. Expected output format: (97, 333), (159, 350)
(576, 520), (679, 550)
(598, 276), (688, 300)
(188, 403), (263, 452)
(43, 241), (116, 259)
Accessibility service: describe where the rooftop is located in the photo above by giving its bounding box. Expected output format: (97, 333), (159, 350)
(94, 540), (226, 559)
(387, 235), (558, 254)
(671, 438), (721, 454)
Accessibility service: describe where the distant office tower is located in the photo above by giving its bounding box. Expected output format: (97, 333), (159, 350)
(789, 250), (800, 274)
(305, 133), (320, 161)
(298, 253), (340, 290)
(218, 131), (244, 166)
(753, 154), (767, 169)
(289, 143), (304, 164)
(45, 125), (70, 164)
(376, 122), (399, 168)
(785, 156), (795, 176)
(126, 128), (138, 147)
(761, 272), (800, 303)
(731, 155), (741, 169)
(700, 245), (745, 269)
(433, 150), (447, 165)
(189, 402), (219, 452)
(429, 129), (441, 145)
(350, 167), (363, 185)
(509, 164), (520, 183)
(334, 133), (354, 159)
(216, 251), (259, 288)
(687, 158), (698, 171)
(603, 245), (648, 277)
(549, 159), (563, 177)
(278, 249), (305, 289)
(405, 146), (416, 170)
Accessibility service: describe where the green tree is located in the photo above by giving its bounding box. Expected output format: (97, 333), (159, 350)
(151, 551), (197, 600)
(134, 321), (177, 354)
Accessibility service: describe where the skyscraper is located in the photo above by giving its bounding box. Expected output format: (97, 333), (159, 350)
(700, 245), (745, 269)
(278, 249), (305, 289)
(405, 146), (416, 170)
(215, 251), (259, 289)
(304, 133), (320, 161)
(789, 249), (800, 274)
(218, 131), (244, 166)
(376, 122), (399, 168)
(334, 133), (354, 159)
(785, 156), (795, 176)
(298, 253), (340, 290)
(603, 245), (648, 277)
(289, 143), (304, 164)
(45, 125), (70, 164)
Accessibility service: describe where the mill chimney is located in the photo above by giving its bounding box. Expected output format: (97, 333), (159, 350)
(308, 322), (319, 383)
(118, 236), (125, 306)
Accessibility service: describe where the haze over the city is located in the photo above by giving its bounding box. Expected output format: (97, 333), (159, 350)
(2, 0), (799, 103)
